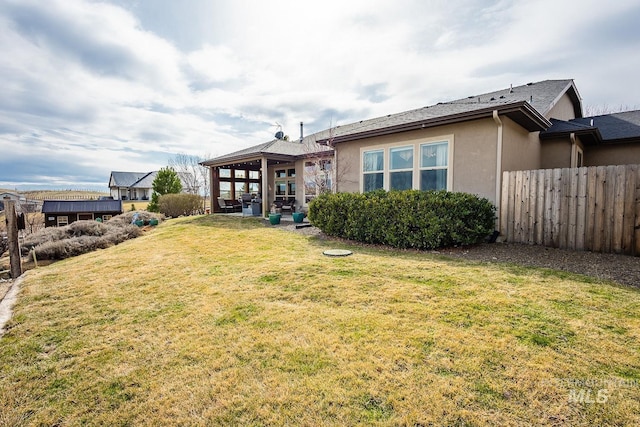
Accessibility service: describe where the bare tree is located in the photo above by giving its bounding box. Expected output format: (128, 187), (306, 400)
(584, 104), (638, 116)
(168, 152), (212, 213)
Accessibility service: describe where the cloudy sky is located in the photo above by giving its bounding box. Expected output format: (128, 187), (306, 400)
(1, 0), (639, 191)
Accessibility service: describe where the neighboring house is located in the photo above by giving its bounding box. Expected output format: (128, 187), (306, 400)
(42, 200), (123, 227)
(0, 192), (42, 212)
(201, 79), (640, 219)
(108, 171), (197, 200)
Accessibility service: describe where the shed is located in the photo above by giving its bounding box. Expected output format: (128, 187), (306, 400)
(42, 200), (123, 227)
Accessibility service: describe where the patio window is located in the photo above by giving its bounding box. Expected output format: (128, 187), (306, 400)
(275, 168), (296, 198)
(363, 150), (384, 192)
(420, 141), (448, 191)
(304, 160), (333, 203)
(219, 182), (231, 199)
(389, 146), (413, 190)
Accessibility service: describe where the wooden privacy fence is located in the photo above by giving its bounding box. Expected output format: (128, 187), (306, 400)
(500, 165), (640, 256)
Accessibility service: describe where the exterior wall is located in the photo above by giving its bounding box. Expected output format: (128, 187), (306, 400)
(501, 118), (542, 172)
(584, 143), (640, 166)
(540, 138), (573, 169)
(335, 116), (539, 205)
(44, 212), (121, 227)
(546, 93), (579, 120)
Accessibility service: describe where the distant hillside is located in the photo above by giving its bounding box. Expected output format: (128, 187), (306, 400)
(20, 189), (109, 200)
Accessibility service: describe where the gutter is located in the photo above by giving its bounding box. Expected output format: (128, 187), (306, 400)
(493, 110), (503, 234)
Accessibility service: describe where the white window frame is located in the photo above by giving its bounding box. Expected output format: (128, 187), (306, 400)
(359, 135), (453, 192)
(57, 216), (69, 227)
(102, 215), (113, 221)
(362, 149), (385, 192)
(389, 145), (414, 191)
(419, 140), (451, 191)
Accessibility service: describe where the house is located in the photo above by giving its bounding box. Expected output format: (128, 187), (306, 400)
(108, 171), (198, 200)
(1, 192), (42, 212)
(201, 136), (334, 215)
(42, 200), (123, 227)
(202, 79), (640, 219)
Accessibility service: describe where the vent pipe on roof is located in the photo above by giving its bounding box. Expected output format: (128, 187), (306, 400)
(509, 84), (513, 93)
(299, 121), (304, 143)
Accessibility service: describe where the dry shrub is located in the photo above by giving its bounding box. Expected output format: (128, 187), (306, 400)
(108, 211), (165, 226)
(22, 219), (144, 261)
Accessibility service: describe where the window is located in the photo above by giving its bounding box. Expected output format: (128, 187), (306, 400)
(420, 141), (448, 191)
(363, 150), (384, 192)
(275, 167), (296, 198)
(576, 147), (584, 168)
(219, 169), (231, 178)
(235, 170), (246, 179)
(304, 160), (333, 203)
(219, 182), (231, 199)
(102, 215), (112, 221)
(235, 182), (247, 196)
(57, 216), (69, 227)
(389, 146), (413, 190)
(78, 213), (94, 221)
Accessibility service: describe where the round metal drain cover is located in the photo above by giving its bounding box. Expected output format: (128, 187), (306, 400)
(323, 249), (353, 257)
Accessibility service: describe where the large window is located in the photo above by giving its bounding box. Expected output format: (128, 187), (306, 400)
(420, 141), (448, 191)
(389, 146), (413, 190)
(275, 168), (296, 198)
(361, 137), (451, 193)
(304, 159), (333, 203)
(363, 150), (384, 192)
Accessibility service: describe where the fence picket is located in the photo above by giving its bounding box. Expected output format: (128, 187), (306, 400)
(502, 164), (639, 256)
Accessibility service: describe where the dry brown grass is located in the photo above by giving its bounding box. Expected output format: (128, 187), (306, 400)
(0, 215), (638, 426)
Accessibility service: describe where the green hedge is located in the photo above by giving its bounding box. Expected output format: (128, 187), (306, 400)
(308, 190), (496, 250)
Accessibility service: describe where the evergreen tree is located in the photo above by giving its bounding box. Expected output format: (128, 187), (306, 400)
(147, 167), (182, 212)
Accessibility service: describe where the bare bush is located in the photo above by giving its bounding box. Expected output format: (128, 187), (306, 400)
(108, 211), (165, 227)
(158, 194), (202, 217)
(21, 219), (144, 261)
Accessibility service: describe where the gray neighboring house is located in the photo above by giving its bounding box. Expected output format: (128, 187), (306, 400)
(108, 171), (197, 200)
(42, 200), (123, 227)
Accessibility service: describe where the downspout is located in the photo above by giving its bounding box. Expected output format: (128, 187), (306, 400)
(493, 110), (503, 234)
(570, 132), (576, 167)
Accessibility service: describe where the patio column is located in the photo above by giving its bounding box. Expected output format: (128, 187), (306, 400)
(261, 156), (268, 217)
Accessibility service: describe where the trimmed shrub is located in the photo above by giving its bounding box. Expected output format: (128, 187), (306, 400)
(158, 194), (202, 217)
(308, 190), (495, 250)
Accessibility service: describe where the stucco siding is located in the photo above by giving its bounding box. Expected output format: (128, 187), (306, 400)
(546, 93), (579, 120)
(584, 143), (640, 166)
(541, 138), (573, 169)
(335, 118), (504, 204)
(501, 117), (542, 172)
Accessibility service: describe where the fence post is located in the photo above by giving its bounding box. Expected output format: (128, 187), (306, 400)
(4, 199), (22, 278)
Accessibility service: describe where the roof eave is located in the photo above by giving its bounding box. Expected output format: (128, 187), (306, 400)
(319, 102), (550, 145)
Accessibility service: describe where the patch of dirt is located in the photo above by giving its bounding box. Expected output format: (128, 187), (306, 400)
(279, 223), (640, 288)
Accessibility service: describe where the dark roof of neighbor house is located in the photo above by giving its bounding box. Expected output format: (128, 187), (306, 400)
(42, 200), (123, 214)
(541, 110), (640, 144)
(201, 138), (333, 167)
(311, 79), (578, 144)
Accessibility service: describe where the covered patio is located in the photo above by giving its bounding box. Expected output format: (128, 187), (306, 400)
(201, 137), (334, 216)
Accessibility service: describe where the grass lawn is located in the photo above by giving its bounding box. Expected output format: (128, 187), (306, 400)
(1, 216), (639, 426)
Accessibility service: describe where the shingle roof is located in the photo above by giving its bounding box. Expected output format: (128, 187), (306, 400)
(311, 80), (577, 144)
(572, 110), (640, 141)
(42, 200), (123, 214)
(201, 138), (333, 166)
(109, 172), (148, 187)
(541, 110), (640, 144)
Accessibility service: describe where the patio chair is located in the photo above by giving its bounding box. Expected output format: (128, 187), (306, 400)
(217, 197), (237, 213)
(280, 198), (296, 215)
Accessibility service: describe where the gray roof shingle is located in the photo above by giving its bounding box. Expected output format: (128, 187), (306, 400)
(42, 200), (123, 214)
(541, 110), (640, 143)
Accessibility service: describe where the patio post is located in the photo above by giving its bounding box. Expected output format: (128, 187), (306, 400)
(261, 156), (268, 217)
